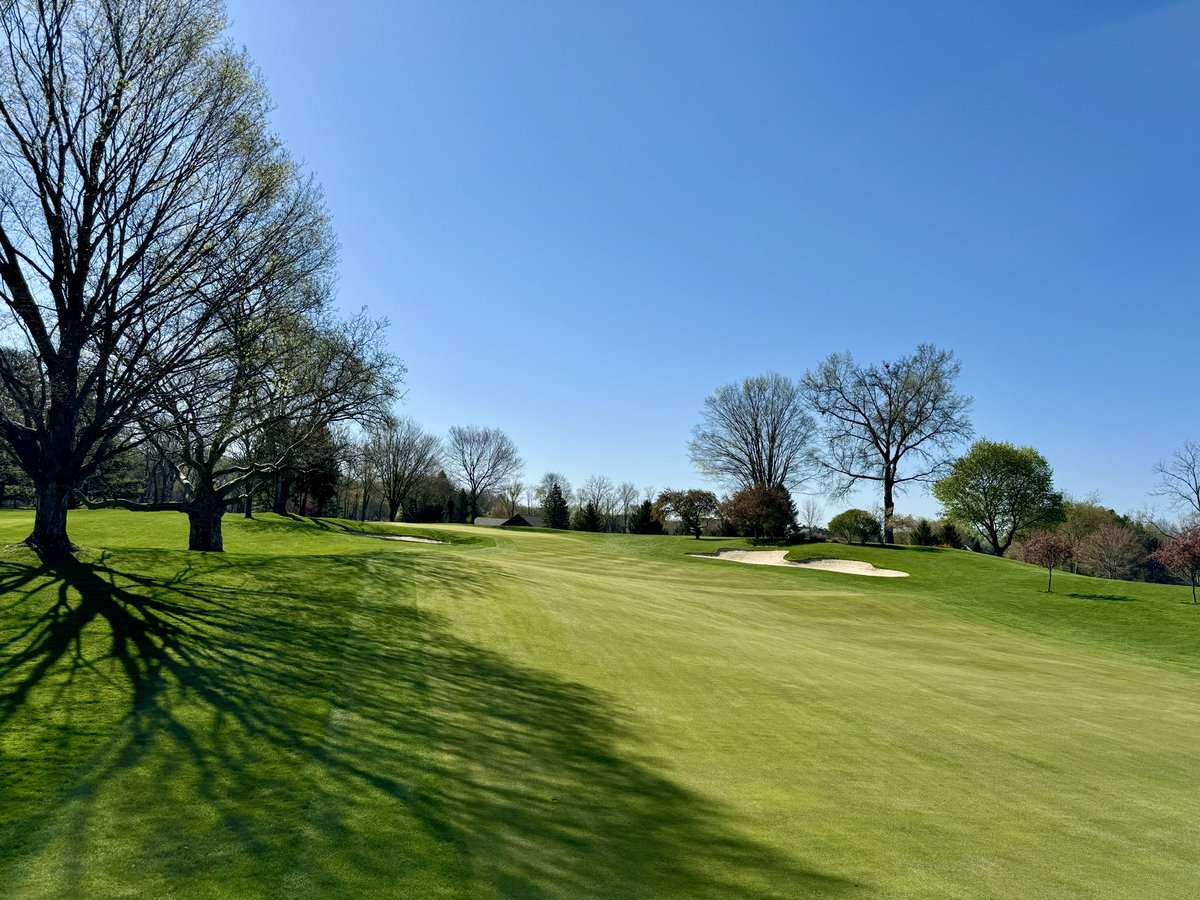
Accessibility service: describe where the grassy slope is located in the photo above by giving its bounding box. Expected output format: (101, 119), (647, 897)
(1, 510), (1198, 898)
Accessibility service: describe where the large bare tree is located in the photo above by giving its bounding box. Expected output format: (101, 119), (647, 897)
(1153, 440), (1200, 524)
(0, 0), (299, 551)
(369, 416), (442, 522)
(802, 344), (973, 544)
(689, 373), (816, 492)
(86, 303), (399, 550)
(447, 425), (522, 521)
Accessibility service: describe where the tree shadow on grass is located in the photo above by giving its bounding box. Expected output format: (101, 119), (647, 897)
(1064, 592), (1136, 603)
(0, 551), (861, 898)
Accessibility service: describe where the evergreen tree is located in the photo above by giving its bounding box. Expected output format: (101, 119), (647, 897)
(543, 483), (570, 529)
(572, 501), (604, 532)
(627, 499), (664, 535)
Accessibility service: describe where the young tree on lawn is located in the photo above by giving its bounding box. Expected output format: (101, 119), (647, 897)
(802, 345), (973, 543)
(655, 489), (719, 539)
(370, 417), (443, 522)
(0, 0), (305, 552)
(1152, 526), (1200, 604)
(1024, 531), (1073, 593)
(828, 509), (881, 545)
(447, 426), (523, 521)
(1153, 441), (1200, 523)
(932, 441), (1063, 557)
(689, 373), (816, 492)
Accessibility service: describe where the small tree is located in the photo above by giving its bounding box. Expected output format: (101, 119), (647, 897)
(828, 509), (881, 545)
(627, 500), (664, 535)
(655, 489), (719, 539)
(542, 483), (571, 530)
(1152, 526), (1200, 604)
(1024, 531), (1073, 593)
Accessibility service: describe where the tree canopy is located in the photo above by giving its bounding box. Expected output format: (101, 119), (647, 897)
(933, 440), (1063, 557)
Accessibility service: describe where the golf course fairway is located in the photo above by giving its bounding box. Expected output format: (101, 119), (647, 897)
(1, 510), (1198, 898)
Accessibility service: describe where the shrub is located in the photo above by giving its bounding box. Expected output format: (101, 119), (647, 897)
(828, 509), (881, 545)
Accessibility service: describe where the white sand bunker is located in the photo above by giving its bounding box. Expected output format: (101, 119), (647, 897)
(689, 549), (908, 578)
(352, 532), (445, 544)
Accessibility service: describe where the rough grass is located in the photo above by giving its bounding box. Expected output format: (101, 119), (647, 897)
(1, 510), (1198, 897)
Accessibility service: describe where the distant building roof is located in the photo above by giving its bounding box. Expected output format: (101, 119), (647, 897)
(473, 514), (544, 528)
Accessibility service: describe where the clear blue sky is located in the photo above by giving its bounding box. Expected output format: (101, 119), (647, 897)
(225, 0), (1199, 521)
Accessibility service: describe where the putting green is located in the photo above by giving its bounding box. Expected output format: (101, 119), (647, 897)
(1, 510), (1198, 897)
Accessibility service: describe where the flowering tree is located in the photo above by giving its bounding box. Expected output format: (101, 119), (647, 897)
(1151, 525), (1200, 605)
(1024, 531), (1073, 593)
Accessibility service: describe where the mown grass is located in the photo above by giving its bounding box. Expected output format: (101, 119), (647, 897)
(1, 510), (1198, 897)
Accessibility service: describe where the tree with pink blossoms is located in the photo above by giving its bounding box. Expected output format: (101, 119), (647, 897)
(1024, 531), (1073, 593)
(1151, 526), (1200, 605)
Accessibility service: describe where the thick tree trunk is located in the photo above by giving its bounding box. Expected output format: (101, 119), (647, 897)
(187, 487), (224, 552)
(273, 472), (294, 515)
(882, 476), (895, 544)
(28, 477), (74, 554)
(388, 499), (400, 522)
(243, 489), (254, 519)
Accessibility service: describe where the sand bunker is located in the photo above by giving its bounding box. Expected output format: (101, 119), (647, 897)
(688, 549), (908, 577)
(352, 532), (445, 544)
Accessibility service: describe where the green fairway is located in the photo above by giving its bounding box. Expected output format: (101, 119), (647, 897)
(2, 510), (1199, 898)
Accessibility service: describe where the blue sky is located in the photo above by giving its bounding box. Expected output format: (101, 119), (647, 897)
(225, 0), (1199, 521)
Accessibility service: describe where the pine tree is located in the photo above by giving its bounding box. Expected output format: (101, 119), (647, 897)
(543, 483), (570, 529)
(572, 501), (604, 532)
(627, 499), (664, 535)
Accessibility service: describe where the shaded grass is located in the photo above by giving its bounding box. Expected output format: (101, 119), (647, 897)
(1, 512), (1199, 897)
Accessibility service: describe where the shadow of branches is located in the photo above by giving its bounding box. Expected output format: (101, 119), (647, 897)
(0, 550), (860, 898)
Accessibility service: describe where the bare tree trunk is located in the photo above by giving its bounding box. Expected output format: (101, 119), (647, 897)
(883, 475), (895, 544)
(244, 487), (254, 519)
(388, 499), (400, 522)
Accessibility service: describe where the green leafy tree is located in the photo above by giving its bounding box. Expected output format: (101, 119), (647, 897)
(933, 441), (1063, 557)
(828, 509), (881, 544)
(655, 489), (719, 539)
